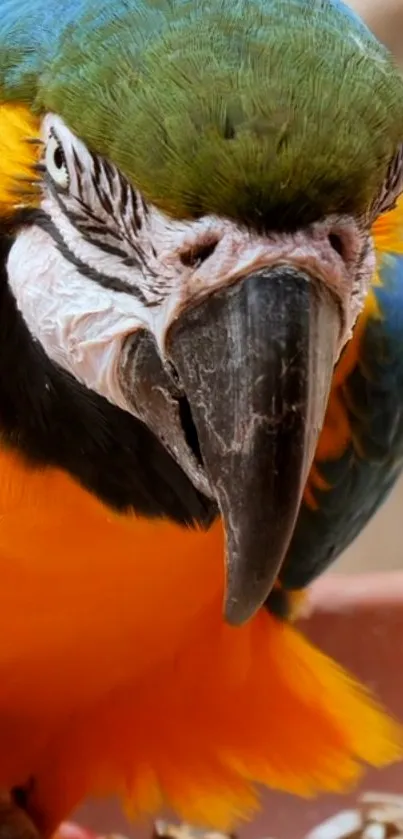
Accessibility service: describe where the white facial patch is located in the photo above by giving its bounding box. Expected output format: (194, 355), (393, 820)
(7, 224), (149, 412)
(7, 113), (376, 417)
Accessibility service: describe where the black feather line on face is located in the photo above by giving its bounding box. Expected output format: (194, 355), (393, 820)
(0, 223), (216, 528)
(16, 205), (151, 300)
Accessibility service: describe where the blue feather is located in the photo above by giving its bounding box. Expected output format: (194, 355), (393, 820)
(0, 0), (378, 95)
(282, 251), (403, 590)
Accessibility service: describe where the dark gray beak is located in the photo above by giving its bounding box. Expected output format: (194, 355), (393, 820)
(167, 266), (340, 625)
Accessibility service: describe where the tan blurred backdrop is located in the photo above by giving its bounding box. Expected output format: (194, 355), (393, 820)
(316, 1), (403, 575)
(351, 0), (403, 65)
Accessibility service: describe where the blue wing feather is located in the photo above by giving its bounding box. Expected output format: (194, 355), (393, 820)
(282, 250), (403, 590)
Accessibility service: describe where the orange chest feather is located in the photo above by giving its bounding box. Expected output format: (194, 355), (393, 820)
(0, 445), (225, 717)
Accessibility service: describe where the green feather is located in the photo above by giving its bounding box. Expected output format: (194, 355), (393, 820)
(3, 0), (403, 226)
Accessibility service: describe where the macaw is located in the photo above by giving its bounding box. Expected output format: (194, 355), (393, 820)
(0, 0), (403, 838)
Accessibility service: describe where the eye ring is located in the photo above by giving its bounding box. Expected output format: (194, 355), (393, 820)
(45, 131), (70, 190)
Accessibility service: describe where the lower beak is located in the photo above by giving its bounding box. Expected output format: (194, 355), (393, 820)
(167, 266), (340, 626)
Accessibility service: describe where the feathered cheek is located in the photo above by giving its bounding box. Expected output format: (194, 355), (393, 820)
(6, 225), (148, 412)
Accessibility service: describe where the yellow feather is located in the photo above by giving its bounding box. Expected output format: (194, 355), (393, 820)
(0, 102), (41, 215)
(372, 194), (403, 256)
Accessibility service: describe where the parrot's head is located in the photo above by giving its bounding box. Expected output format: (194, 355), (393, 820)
(4, 0), (403, 623)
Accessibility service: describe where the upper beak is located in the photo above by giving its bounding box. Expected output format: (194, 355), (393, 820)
(166, 266), (340, 625)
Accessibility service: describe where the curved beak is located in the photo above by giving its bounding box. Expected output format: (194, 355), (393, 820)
(167, 266), (340, 625)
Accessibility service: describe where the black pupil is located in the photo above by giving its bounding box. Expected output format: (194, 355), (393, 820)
(54, 145), (64, 170)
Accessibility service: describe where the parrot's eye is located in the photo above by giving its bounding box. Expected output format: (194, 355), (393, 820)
(45, 131), (70, 190)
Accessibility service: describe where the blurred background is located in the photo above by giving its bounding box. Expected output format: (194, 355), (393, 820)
(352, 0), (403, 67)
(319, 0), (403, 576)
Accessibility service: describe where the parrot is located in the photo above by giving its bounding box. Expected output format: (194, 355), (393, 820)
(1, 0), (403, 838)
